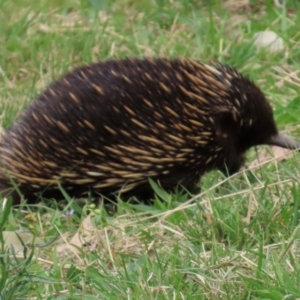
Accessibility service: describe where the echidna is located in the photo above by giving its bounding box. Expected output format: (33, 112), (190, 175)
(0, 58), (299, 205)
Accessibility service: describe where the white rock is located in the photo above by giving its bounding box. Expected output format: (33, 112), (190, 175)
(253, 31), (284, 52)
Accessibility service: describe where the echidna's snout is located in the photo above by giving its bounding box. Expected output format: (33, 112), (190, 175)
(267, 133), (300, 150)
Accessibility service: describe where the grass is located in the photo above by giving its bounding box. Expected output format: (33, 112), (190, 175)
(1, 0), (300, 298)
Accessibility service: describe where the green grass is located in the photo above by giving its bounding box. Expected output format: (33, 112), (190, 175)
(1, 0), (300, 298)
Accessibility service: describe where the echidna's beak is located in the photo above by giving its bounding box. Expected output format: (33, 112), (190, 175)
(267, 133), (300, 150)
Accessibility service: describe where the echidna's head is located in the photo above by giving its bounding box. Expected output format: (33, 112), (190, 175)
(213, 70), (300, 177)
(230, 75), (300, 153)
(230, 76), (277, 151)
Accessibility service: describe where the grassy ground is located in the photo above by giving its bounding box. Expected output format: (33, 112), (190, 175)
(1, 0), (300, 299)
